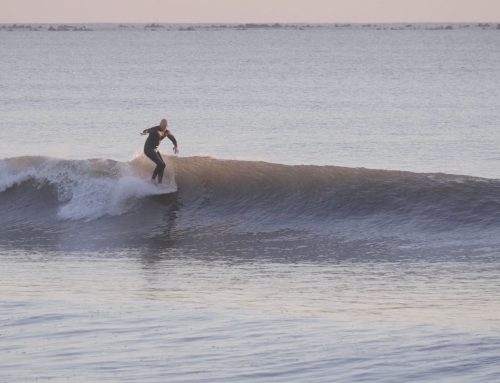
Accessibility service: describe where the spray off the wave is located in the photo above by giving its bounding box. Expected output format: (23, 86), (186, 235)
(0, 155), (176, 221)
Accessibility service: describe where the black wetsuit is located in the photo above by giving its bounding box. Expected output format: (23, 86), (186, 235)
(143, 125), (177, 183)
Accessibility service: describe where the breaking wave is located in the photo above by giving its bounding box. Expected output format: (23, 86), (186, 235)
(0, 155), (176, 221)
(1, 155), (499, 253)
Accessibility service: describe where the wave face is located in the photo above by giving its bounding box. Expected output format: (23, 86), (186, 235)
(1, 155), (500, 254)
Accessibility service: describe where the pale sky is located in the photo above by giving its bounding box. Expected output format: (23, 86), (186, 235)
(1, 0), (500, 23)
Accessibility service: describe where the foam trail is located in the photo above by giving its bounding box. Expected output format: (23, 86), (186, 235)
(0, 155), (176, 221)
(57, 175), (173, 221)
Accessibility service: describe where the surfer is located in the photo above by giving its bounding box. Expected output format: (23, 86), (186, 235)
(141, 118), (178, 184)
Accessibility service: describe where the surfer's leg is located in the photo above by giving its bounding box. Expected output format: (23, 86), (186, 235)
(156, 152), (166, 183)
(152, 166), (159, 180)
(145, 149), (164, 181)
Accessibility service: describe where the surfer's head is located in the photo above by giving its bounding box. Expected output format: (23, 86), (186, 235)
(160, 119), (168, 131)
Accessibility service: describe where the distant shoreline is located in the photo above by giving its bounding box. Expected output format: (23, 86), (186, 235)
(1, 22), (500, 32)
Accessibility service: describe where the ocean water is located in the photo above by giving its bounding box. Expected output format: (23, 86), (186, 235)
(1, 24), (500, 382)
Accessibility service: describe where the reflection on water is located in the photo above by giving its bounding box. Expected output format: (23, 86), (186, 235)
(1, 248), (500, 382)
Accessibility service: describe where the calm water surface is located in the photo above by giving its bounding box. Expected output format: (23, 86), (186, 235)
(2, 249), (500, 382)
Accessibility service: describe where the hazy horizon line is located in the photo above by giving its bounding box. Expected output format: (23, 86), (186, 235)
(2, 20), (500, 25)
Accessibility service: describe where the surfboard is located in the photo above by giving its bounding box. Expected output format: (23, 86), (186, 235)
(152, 181), (176, 195)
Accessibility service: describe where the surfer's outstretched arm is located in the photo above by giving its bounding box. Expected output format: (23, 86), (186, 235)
(166, 132), (179, 154)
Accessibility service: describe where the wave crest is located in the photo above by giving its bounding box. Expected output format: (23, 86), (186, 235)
(0, 155), (176, 221)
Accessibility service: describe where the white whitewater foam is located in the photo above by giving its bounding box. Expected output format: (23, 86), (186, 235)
(57, 175), (174, 221)
(0, 157), (177, 221)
